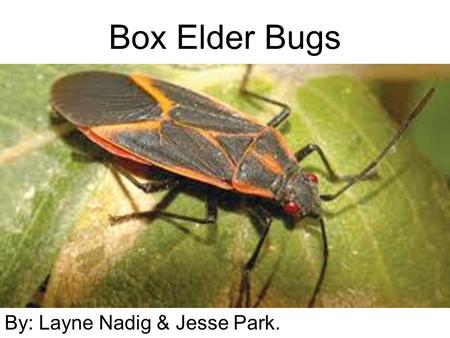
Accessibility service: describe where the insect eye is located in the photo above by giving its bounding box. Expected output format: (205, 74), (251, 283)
(282, 200), (302, 215)
(307, 173), (318, 184)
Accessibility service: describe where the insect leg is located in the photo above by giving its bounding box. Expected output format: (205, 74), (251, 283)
(110, 193), (217, 225)
(72, 152), (178, 192)
(308, 217), (329, 307)
(26, 274), (50, 308)
(236, 206), (272, 307)
(240, 65), (291, 128)
(112, 163), (179, 193)
(295, 143), (378, 182)
(154, 197), (217, 224)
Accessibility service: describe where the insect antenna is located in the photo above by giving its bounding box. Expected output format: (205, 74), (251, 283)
(319, 87), (435, 202)
(308, 217), (329, 307)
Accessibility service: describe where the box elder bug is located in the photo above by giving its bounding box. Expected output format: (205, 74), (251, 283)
(50, 65), (434, 307)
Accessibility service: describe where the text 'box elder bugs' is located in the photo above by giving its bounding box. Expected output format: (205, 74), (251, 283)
(50, 65), (434, 307)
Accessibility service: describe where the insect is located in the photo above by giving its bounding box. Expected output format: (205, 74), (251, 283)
(50, 66), (433, 307)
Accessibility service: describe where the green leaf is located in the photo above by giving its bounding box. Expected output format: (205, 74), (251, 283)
(0, 65), (449, 307)
(412, 80), (450, 176)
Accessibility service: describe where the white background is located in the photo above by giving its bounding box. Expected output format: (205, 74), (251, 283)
(1, 308), (450, 338)
(1, 1), (449, 337)
(0, 0), (449, 63)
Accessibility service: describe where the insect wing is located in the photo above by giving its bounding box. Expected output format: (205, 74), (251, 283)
(51, 71), (267, 190)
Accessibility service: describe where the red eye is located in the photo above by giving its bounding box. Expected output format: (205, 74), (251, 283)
(307, 173), (318, 184)
(282, 201), (302, 215)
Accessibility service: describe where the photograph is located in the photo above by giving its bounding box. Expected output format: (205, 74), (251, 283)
(0, 64), (449, 308)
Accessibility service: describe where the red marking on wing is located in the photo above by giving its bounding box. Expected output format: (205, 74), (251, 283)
(79, 127), (150, 165)
(79, 126), (234, 191)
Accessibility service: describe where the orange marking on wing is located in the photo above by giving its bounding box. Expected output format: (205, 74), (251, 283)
(91, 120), (162, 135)
(232, 177), (275, 199)
(130, 74), (174, 117)
(193, 128), (237, 169)
(164, 164), (233, 190)
(254, 152), (284, 175)
(208, 130), (261, 138)
(270, 127), (296, 161)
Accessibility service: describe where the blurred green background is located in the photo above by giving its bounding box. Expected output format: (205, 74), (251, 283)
(299, 64), (450, 177)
